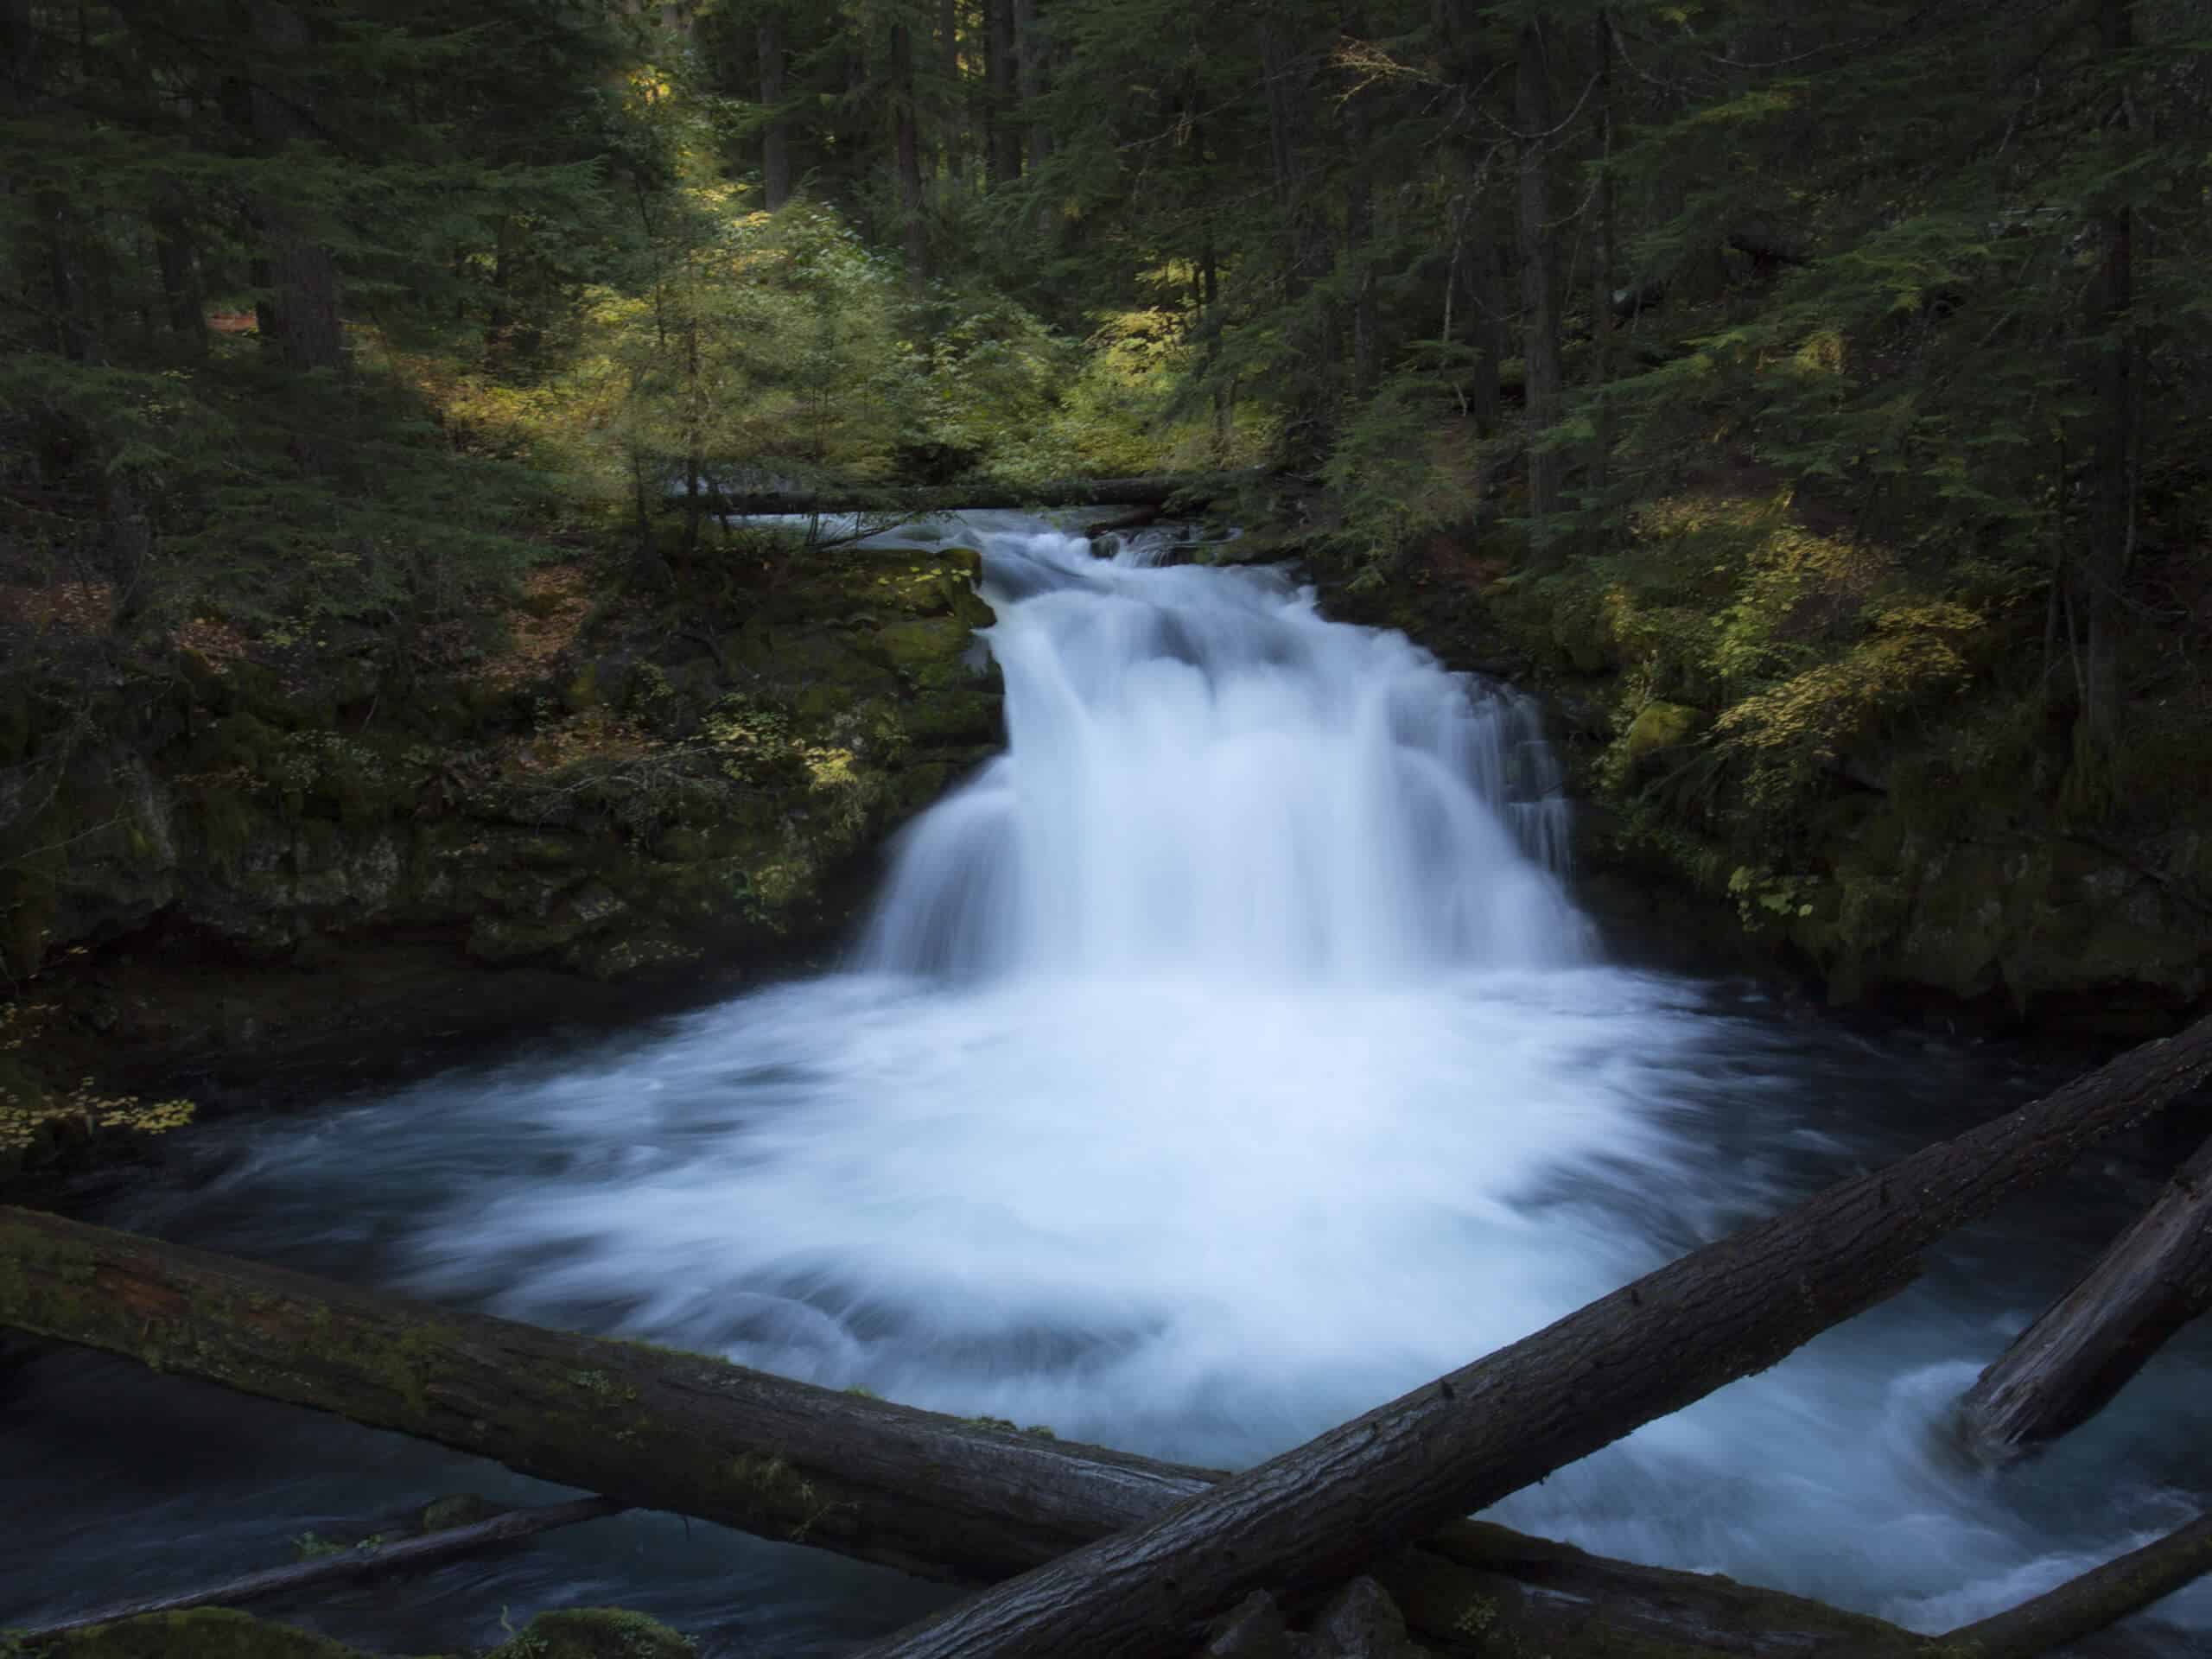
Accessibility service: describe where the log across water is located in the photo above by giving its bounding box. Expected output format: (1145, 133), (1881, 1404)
(10, 1014), (2212, 1656)
(0, 1205), (1900, 1657)
(1959, 1133), (2212, 1462)
(689, 471), (1268, 518)
(851, 1014), (2212, 1659)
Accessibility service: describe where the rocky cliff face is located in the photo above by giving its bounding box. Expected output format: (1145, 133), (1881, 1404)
(1315, 537), (2209, 1036)
(0, 543), (1000, 1138)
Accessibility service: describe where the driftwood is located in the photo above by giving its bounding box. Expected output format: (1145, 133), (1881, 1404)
(693, 472), (1264, 518)
(0, 1206), (1907, 1658)
(1918, 1510), (2212, 1659)
(16, 1495), (626, 1640)
(1960, 1134), (2212, 1463)
(850, 1014), (2212, 1659)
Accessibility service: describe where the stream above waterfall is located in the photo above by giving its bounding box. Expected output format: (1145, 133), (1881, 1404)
(4, 516), (2208, 1656)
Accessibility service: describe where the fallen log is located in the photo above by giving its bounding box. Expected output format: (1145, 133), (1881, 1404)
(16, 1495), (626, 1641)
(1959, 1134), (2212, 1463)
(0, 1205), (1903, 1657)
(849, 1015), (2212, 1659)
(1916, 1510), (2212, 1659)
(693, 471), (1265, 518)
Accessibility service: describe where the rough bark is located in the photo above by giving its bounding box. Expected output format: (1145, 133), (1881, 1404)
(694, 472), (1263, 516)
(2081, 0), (2137, 763)
(893, 22), (929, 278)
(1922, 1510), (2212, 1659)
(848, 1014), (2212, 1659)
(16, 1497), (626, 1640)
(1013, 0), (1050, 177)
(1586, 11), (1615, 531)
(1516, 21), (1564, 548)
(985, 0), (1020, 184)
(0, 1207), (1912, 1658)
(760, 10), (791, 211)
(246, 0), (342, 374)
(1959, 1134), (2212, 1462)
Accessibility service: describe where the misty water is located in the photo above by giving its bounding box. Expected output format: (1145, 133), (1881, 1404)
(6, 517), (2209, 1656)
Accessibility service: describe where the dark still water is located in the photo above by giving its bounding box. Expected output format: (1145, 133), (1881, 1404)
(6, 519), (2206, 1655)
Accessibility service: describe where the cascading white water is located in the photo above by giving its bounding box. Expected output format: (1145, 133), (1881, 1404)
(21, 514), (2204, 1652)
(859, 526), (1588, 982)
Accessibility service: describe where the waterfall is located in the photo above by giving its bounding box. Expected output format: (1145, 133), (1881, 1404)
(860, 526), (1591, 982)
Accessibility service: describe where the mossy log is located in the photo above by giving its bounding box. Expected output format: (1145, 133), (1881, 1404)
(693, 472), (1266, 518)
(0, 1207), (1907, 1659)
(17, 1495), (625, 1641)
(1902, 1510), (2212, 1659)
(1959, 1134), (2212, 1463)
(849, 1015), (2212, 1659)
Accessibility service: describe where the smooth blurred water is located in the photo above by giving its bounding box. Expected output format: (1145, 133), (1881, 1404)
(3, 517), (2206, 1656)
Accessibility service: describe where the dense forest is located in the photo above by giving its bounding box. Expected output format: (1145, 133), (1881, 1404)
(5, 0), (2212, 1106)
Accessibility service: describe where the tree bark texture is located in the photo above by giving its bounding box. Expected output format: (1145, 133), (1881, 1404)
(0, 1206), (1915, 1658)
(246, 0), (342, 374)
(985, 0), (1020, 184)
(1919, 1510), (2212, 1659)
(760, 10), (791, 211)
(849, 1014), (2212, 1659)
(1516, 21), (1564, 545)
(2082, 0), (2137, 760)
(1958, 1134), (2212, 1462)
(892, 22), (930, 276)
(1013, 0), (1050, 176)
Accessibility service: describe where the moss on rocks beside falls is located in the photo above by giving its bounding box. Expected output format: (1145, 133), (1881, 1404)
(0, 540), (1001, 1173)
(1314, 503), (2212, 1033)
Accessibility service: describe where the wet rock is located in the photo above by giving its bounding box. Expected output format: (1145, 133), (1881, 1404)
(1308, 1577), (1427, 1659)
(1198, 1590), (1294, 1658)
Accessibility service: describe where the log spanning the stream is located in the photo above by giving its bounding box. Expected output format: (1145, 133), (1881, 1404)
(688, 471), (1268, 518)
(1958, 1132), (2212, 1464)
(0, 1207), (1904, 1659)
(850, 1014), (2212, 1659)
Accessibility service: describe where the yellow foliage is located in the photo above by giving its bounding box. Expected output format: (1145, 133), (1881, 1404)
(0, 1001), (197, 1154)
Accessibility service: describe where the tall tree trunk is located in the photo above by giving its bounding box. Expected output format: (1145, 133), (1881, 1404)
(151, 185), (207, 356)
(1586, 10), (1615, 538)
(939, 0), (965, 182)
(893, 21), (930, 277)
(2080, 0), (2136, 771)
(1014, 0), (1051, 177)
(246, 0), (342, 374)
(760, 9), (791, 211)
(1344, 15), (1377, 401)
(1516, 19), (1564, 551)
(986, 0), (1020, 183)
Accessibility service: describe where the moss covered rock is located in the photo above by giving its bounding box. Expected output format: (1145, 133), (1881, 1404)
(486, 1608), (694, 1659)
(54, 1609), (374, 1659)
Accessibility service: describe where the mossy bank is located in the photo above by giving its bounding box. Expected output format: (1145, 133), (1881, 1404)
(0, 537), (1000, 1186)
(1312, 490), (2212, 1038)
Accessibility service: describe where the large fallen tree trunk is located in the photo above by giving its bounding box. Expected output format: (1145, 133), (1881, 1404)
(851, 1014), (2212, 1659)
(0, 1205), (1906, 1658)
(692, 471), (1266, 518)
(1959, 1134), (2212, 1464)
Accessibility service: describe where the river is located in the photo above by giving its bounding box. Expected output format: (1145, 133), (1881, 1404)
(4, 517), (2209, 1655)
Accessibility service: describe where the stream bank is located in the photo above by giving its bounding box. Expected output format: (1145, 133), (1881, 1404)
(1282, 501), (2212, 1041)
(0, 532), (1001, 1193)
